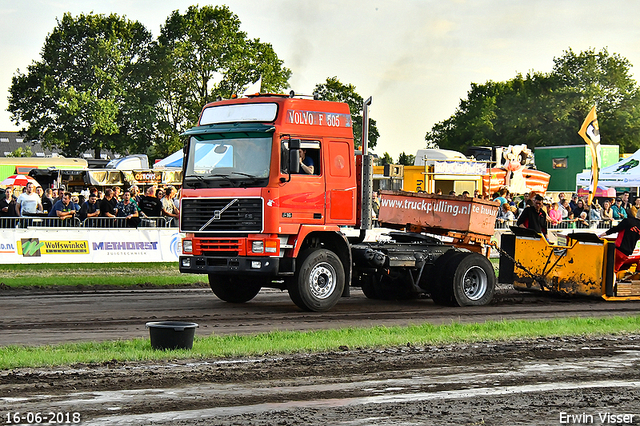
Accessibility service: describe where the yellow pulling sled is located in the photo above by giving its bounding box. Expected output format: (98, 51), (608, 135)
(498, 227), (640, 301)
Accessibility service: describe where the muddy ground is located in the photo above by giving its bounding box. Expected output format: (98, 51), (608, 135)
(1, 285), (640, 425)
(2, 335), (639, 425)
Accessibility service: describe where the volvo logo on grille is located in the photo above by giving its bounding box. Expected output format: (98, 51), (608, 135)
(199, 198), (239, 231)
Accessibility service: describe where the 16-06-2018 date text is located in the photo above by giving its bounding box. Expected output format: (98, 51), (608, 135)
(4, 412), (81, 425)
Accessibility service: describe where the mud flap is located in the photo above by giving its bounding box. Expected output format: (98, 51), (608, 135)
(605, 243), (615, 297)
(498, 233), (515, 284)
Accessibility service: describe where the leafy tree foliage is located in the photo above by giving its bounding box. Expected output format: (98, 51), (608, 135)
(8, 13), (157, 158)
(314, 77), (379, 150)
(154, 5), (291, 156)
(377, 152), (393, 166)
(397, 152), (415, 166)
(7, 147), (33, 158)
(426, 48), (640, 154)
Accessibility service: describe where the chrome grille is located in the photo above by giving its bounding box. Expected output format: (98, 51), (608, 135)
(181, 198), (262, 232)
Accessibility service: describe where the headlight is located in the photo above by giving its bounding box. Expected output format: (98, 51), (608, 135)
(252, 241), (264, 253)
(183, 240), (193, 254)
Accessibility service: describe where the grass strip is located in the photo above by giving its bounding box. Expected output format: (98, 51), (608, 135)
(1, 315), (638, 370)
(0, 263), (206, 287)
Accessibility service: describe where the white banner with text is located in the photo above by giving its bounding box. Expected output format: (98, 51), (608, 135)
(0, 228), (183, 264)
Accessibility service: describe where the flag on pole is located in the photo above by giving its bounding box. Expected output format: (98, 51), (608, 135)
(578, 106), (600, 206)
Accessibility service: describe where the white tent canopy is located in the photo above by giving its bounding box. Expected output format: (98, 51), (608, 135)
(153, 150), (183, 169)
(576, 149), (640, 190)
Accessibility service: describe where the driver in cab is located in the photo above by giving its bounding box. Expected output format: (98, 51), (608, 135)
(299, 149), (314, 174)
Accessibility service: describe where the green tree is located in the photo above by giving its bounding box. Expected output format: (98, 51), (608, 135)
(314, 77), (379, 150)
(6, 147), (33, 158)
(397, 152), (415, 166)
(8, 13), (157, 158)
(377, 152), (393, 166)
(426, 48), (640, 153)
(154, 5), (291, 157)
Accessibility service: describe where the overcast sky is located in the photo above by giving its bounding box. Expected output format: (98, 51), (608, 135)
(2, 0), (640, 159)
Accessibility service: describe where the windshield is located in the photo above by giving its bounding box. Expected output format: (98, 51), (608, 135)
(184, 136), (271, 183)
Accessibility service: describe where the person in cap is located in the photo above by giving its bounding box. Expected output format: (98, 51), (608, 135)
(517, 194), (548, 236)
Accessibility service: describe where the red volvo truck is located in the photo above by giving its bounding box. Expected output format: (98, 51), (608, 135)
(178, 93), (498, 311)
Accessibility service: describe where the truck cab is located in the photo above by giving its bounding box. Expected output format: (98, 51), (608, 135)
(179, 94), (359, 311)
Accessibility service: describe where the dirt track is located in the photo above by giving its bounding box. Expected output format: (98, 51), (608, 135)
(1, 285), (640, 425)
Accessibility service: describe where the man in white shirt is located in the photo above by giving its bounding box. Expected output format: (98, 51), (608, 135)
(16, 182), (42, 216)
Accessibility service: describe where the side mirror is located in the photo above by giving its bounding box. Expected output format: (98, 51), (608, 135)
(289, 148), (300, 174)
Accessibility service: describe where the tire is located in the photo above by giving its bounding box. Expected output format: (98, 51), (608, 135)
(443, 252), (495, 306)
(208, 274), (262, 303)
(288, 249), (345, 312)
(429, 249), (460, 306)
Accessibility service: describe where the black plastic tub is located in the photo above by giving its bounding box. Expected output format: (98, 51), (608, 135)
(146, 321), (199, 350)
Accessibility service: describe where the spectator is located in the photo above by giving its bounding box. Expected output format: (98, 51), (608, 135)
(497, 203), (515, 225)
(601, 200), (613, 224)
(113, 186), (122, 203)
(156, 188), (164, 200)
(631, 198), (640, 218)
(572, 199), (586, 220)
(621, 191), (632, 217)
(16, 182), (42, 216)
(42, 188), (54, 214)
(473, 189), (481, 198)
(576, 211), (589, 228)
(139, 186), (163, 218)
(558, 192), (566, 204)
(115, 190), (140, 228)
(99, 188), (117, 217)
(558, 199), (570, 220)
(493, 187), (508, 206)
(569, 194), (578, 211)
(548, 202), (562, 226)
(54, 187), (65, 204)
(78, 193), (100, 221)
(517, 194), (548, 236)
(611, 198), (628, 220)
(48, 192), (79, 220)
(109, 187), (120, 209)
(0, 187), (16, 217)
(129, 185), (141, 205)
(589, 201), (602, 222)
(371, 191), (380, 219)
(161, 186), (180, 224)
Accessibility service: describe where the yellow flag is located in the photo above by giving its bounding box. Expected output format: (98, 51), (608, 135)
(578, 106), (600, 206)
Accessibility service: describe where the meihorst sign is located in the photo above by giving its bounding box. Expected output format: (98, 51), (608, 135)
(0, 228), (183, 264)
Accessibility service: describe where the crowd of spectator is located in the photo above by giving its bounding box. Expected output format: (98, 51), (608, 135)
(490, 187), (638, 230)
(0, 183), (181, 228)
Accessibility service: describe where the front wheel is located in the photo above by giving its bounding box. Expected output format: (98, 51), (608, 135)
(208, 274), (262, 303)
(288, 249), (345, 312)
(443, 252), (495, 306)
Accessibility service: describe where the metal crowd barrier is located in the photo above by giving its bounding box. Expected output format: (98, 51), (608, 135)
(0, 216), (175, 229)
(494, 218), (617, 231)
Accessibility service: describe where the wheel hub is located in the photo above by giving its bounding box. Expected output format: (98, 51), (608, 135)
(309, 263), (336, 300)
(462, 266), (488, 301)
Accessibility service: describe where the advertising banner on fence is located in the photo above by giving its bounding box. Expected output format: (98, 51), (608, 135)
(0, 228), (183, 264)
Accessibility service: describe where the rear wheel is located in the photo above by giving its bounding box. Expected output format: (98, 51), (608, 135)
(429, 250), (459, 306)
(443, 252), (495, 306)
(208, 274), (262, 303)
(288, 249), (345, 312)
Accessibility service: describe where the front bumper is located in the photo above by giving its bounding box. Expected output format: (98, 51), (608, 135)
(179, 255), (280, 275)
